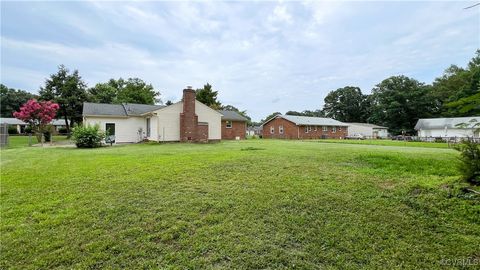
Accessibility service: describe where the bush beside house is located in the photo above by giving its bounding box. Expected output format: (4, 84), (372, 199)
(71, 124), (105, 148)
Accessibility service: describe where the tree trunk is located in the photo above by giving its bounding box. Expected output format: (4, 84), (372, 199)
(63, 110), (70, 133)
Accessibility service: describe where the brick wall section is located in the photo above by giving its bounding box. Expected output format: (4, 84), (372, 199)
(197, 123), (209, 142)
(221, 120), (246, 140)
(262, 117), (348, 139)
(262, 118), (299, 139)
(180, 88), (198, 142)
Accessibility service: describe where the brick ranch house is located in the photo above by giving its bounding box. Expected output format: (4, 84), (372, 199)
(262, 114), (348, 139)
(83, 87), (247, 143)
(217, 110), (248, 140)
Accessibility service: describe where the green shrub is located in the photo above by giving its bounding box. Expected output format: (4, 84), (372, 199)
(455, 139), (480, 185)
(8, 125), (18, 135)
(71, 124), (105, 148)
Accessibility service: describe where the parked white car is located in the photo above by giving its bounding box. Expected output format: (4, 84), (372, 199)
(346, 133), (365, 140)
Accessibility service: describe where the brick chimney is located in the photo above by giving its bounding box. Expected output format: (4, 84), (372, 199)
(180, 86), (198, 142)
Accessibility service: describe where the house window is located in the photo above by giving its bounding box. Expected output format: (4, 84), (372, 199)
(339, 127), (342, 131)
(270, 126), (275, 134)
(105, 123), (116, 144)
(323, 126), (328, 132)
(226, 120), (232, 128)
(308, 126), (312, 131)
(305, 126), (308, 133)
(279, 125), (284, 134)
(146, 118), (151, 137)
(332, 127), (337, 133)
(314, 126), (317, 131)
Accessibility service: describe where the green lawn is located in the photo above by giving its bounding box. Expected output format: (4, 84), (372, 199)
(1, 140), (479, 269)
(318, 139), (450, 148)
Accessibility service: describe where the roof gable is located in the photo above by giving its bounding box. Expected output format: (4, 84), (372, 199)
(262, 115), (348, 127)
(345, 122), (387, 129)
(83, 102), (164, 117)
(217, 110), (248, 121)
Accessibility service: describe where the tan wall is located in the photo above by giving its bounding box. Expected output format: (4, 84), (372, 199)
(84, 116), (146, 143)
(149, 100), (221, 142)
(196, 101), (222, 140)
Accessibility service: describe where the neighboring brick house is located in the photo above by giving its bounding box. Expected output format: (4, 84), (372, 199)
(261, 114), (348, 139)
(217, 110), (248, 140)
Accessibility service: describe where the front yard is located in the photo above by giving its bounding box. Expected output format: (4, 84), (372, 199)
(1, 140), (479, 269)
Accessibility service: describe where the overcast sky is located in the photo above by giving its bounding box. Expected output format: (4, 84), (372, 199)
(1, 1), (479, 121)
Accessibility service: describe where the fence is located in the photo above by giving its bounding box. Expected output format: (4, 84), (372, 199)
(0, 124), (9, 148)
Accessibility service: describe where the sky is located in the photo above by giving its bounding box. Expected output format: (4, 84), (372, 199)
(1, 1), (479, 121)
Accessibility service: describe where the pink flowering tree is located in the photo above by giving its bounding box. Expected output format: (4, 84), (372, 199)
(13, 99), (60, 142)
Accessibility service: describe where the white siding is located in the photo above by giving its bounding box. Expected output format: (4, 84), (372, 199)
(373, 128), (389, 138)
(418, 128), (475, 138)
(348, 124), (388, 138)
(195, 100), (222, 140)
(147, 100), (222, 141)
(347, 124), (373, 137)
(150, 102), (182, 142)
(84, 116), (146, 143)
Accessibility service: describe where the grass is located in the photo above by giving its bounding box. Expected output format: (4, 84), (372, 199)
(1, 140), (479, 269)
(318, 139), (450, 148)
(3, 135), (70, 149)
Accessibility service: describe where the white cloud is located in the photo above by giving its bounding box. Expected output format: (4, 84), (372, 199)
(1, 1), (478, 120)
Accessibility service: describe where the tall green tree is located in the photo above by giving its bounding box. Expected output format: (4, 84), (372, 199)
(431, 50), (480, 116)
(196, 83), (221, 109)
(369, 75), (434, 135)
(221, 104), (252, 124)
(286, 110), (324, 117)
(115, 78), (160, 104)
(322, 86), (370, 122)
(88, 78), (160, 105)
(88, 83), (117, 103)
(39, 65), (88, 132)
(0, 84), (37, 117)
(261, 112), (281, 123)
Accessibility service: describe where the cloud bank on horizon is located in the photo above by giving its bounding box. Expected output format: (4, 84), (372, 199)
(1, 1), (478, 121)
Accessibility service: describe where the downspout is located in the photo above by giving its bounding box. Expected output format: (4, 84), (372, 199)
(297, 125), (300, 140)
(157, 114), (160, 142)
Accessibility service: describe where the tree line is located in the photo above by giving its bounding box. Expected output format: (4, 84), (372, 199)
(1, 50), (478, 135)
(1, 65), (161, 133)
(1, 66), (251, 132)
(261, 50), (479, 135)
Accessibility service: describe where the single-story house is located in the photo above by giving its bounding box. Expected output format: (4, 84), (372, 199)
(261, 114), (348, 139)
(415, 116), (480, 138)
(83, 87), (247, 143)
(0, 117), (69, 134)
(345, 122), (389, 139)
(217, 110), (248, 140)
(247, 126), (262, 136)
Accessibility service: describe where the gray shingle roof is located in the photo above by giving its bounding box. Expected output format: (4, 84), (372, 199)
(263, 115), (348, 127)
(345, 122), (387, 129)
(217, 110), (249, 121)
(0, 117), (69, 125)
(415, 116), (480, 130)
(83, 102), (164, 117)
